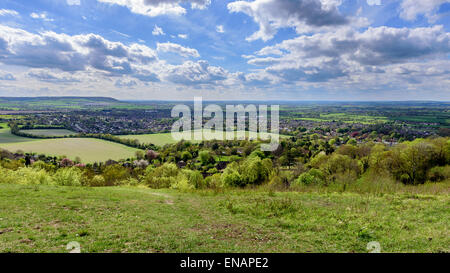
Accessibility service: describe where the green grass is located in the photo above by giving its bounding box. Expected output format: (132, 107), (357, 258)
(0, 128), (37, 144)
(120, 130), (287, 146)
(0, 138), (140, 163)
(0, 184), (448, 253)
(20, 129), (77, 137)
(293, 113), (388, 124)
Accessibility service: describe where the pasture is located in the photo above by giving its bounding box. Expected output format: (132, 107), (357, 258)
(120, 130), (286, 146)
(0, 128), (37, 144)
(20, 129), (77, 137)
(0, 184), (448, 253)
(0, 138), (140, 163)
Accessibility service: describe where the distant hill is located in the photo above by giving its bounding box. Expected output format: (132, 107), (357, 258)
(0, 96), (119, 102)
(0, 96), (123, 110)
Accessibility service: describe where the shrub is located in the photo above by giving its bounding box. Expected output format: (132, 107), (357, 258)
(144, 163), (179, 188)
(205, 173), (224, 189)
(89, 175), (106, 187)
(53, 167), (83, 186)
(221, 162), (243, 187)
(293, 169), (325, 186)
(0, 167), (53, 185)
(428, 166), (450, 182)
(170, 173), (194, 191)
(102, 165), (130, 186)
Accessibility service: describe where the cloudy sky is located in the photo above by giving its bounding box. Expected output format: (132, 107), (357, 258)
(0, 0), (449, 100)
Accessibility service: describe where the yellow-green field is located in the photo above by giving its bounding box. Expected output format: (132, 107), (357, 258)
(120, 130), (286, 146)
(20, 129), (77, 137)
(0, 137), (140, 163)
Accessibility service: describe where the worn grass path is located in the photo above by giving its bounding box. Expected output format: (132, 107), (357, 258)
(0, 184), (448, 253)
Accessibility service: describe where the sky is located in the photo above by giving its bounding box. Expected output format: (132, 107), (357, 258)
(0, 0), (449, 101)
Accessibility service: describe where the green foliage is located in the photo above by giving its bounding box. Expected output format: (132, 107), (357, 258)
(199, 150), (215, 165)
(102, 165), (129, 186)
(89, 175), (106, 187)
(0, 167), (53, 185)
(428, 166), (450, 182)
(52, 168), (83, 186)
(293, 169), (325, 186)
(144, 163), (179, 189)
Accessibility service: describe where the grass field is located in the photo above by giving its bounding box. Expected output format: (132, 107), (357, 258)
(0, 138), (139, 163)
(0, 184), (448, 253)
(0, 128), (37, 144)
(120, 130), (287, 146)
(20, 129), (77, 137)
(293, 113), (388, 124)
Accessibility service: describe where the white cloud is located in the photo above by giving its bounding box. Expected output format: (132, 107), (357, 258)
(0, 9), (19, 16)
(0, 25), (240, 89)
(163, 60), (229, 86)
(400, 0), (450, 22)
(152, 25), (165, 35)
(97, 0), (211, 17)
(0, 25), (158, 76)
(30, 12), (54, 21)
(67, 0), (81, 5)
(227, 0), (349, 41)
(0, 71), (16, 81)
(28, 69), (80, 83)
(216, 25), (225, 33)
(250, 25), (450, 83)
(178, 34), (188, 39)
(366, 0), (381, 6)
(157, 42), (200, 57)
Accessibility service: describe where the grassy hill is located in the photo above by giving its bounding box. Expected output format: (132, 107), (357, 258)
(0, 184), (448, 253)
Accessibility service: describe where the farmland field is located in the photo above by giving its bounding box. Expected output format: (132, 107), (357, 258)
(0, 138), (140, 162)
(0, 184), (448, 253)
(0, 128), (37, 144)
(120, 130), (287, 146)
(20, 129), (77, 137)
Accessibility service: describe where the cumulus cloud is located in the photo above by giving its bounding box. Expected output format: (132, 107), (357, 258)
(400, 0), (450, 22)
(157, 42), (200, 57)
(28, 70), (81, 83)
(227, 0), (349, 41)
(115, 78), (137, 87)
(178, 34), (188, 39)
(164, 60), (229, 86)
(0, 9), (19, 16)
(250, 25), (450, 83)
(0, 25), (240, 88)
(152, 25), (165, 35)
(0, 25), (158, 78)
(97, 0), (211, 17)
(0, 72), (16, 81)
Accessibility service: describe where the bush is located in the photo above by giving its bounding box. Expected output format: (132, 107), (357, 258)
(293, 169), (325, 186)
(89, 175), (106, 187)
(102, 165), (130, 186)
(144, 163), (179, 188)
(205, 173), (224, 189)
(0, 167), (53, 185)
(221, 162), (243, 187)
(428, 166), (450, 182)
(170, 173), (194, 191)
(53, 167), (83, 186)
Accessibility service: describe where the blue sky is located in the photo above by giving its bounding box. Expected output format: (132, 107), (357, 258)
(0, 0), (449, 100)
